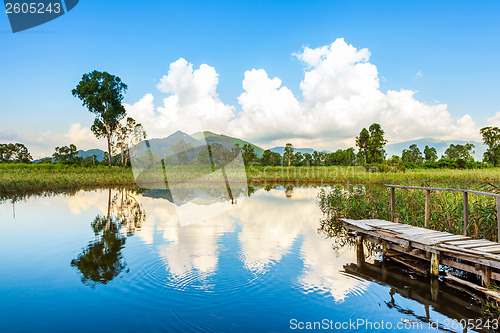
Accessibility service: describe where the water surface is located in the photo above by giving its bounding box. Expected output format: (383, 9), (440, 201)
(0, 186), (493, 332)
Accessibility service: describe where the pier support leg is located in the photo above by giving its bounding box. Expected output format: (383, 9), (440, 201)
(381, 241), (388, 260)
(356, 234), (365, 268)
(481, 265), (491, 288)
(430, 277), (439, 302)
(430, 252), (439, 277)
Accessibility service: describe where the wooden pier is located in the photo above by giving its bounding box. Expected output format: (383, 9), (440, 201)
(341, 217), (500, 288)
(340, 184), (500, 289)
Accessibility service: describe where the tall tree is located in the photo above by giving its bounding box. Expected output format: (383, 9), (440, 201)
(241, 144), (257, 165)
(283, 143), (294, 167)
(424, 145), (438, 162)
(355, 128), (370, 163)
(72, 71), (128, 168)
(356, 124), (387, 164)
(367, 123), (387, 163)
(0, 143), (33, 163)
(112, 117), (145, 167)
(443, 143), (475, 161)
(480, 126), (500, 166)
(402, 144), (423, 164)
(53, 144), (79, 163)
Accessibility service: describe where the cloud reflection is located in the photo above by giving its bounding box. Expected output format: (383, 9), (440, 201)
(62, 187), (367, 300)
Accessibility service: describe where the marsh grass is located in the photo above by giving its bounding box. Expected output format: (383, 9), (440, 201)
(0, 164), (135, 198)
(318, 183), (500, 241)
(247, 166), (500, 185)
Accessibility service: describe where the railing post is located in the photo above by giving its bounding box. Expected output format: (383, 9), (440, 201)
(390, 187), (396, 222)
(425, 189), (430, 228)
(463, 191), (469, 236)
(497, 197), (500, 242)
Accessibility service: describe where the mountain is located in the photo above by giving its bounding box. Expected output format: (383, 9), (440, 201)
(78, 149), (106, 161)
(191, 131), (265, 157)
(34, 148), (106, 163)
(384, 138), (486, 161)
(269, 147), (332, 155)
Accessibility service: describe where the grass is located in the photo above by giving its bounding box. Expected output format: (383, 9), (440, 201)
(0, 164), (136, 199)
(247, 165), (500, 186)
(1, 164), (500, 200)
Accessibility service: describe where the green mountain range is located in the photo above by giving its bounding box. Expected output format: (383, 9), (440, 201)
(190, 131), (265, 157)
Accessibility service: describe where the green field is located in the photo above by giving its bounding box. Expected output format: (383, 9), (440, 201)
(246, 165), (500, 187)
(0, 164), (135, 198)
(1, 164), (499, 198)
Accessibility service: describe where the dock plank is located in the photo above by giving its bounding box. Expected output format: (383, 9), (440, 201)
(459, 241), (498, 249)
(475, 246), (500, 253)
(446, 239), (489, 246)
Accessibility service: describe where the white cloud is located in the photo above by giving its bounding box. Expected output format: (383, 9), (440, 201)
(126, 39), (482, 149)
(64, 123), (104, 151)
(0, 123), (105, 159)
(488, 112), (500, 127)
(125, 58), (235, 139)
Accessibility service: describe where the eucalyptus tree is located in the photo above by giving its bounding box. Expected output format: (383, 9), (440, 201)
(424, 145), (438, 162)
(356, 123), (387, 164)
(241, 143), (257, 165)
(480, 126), (500, 166)
(53, 144), (78, 163)
(72, 71), (128, 168)
(112, 117), (145, 167)
(402, 144), (423, 164)
(283, 143), (294, 167)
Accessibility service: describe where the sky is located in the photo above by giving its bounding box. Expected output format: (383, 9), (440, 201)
(1, 0), (500, 158)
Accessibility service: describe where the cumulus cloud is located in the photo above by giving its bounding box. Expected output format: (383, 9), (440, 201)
(125, 39), (481, 149)
(488, 112), (500, 127)
(64, 123), (104, 151)
(0, 123), (104, 159)
(125, 58), (234, 138)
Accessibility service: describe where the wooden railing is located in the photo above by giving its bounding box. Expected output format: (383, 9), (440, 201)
(384, 185), (500, 241)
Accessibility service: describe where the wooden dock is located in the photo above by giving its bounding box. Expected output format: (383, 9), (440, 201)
(341, 218), (500, 288)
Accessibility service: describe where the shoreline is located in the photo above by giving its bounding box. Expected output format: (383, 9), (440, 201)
(1, 164), (499, 199)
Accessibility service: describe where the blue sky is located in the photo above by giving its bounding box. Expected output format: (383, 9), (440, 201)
(1, 0), (500, 156)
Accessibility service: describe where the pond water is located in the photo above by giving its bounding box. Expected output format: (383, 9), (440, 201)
(0, 186), (494, 332)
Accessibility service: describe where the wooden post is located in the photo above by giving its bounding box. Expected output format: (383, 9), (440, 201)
(425, 189), (430, 228)
(482, 265), (491, 288)
(463, 191), (469, 236)
(430, 252), (439, 277)
(382, 240), (388, 259)
(497, 197), (500, 242)
(390, 187), (396, 222)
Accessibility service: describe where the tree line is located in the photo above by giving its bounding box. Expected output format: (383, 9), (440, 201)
(3, 70), (500, 170)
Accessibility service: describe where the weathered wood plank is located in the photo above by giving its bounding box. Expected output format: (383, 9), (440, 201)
(444, 274), (500, 302)
(446, 239), (489, 246)
(384, 225), (414, 232)
(426, 234), (466, 241)
(402, 229), (444, 236)
(473, 245), (500, 253)
(340, 219), (374, 231)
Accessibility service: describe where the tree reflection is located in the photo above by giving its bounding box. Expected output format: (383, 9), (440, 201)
(71, 188), (146, 287)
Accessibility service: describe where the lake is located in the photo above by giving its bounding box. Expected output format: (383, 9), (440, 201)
(0, 186), (494, 332)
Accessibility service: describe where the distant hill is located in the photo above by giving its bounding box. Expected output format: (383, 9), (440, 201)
(269, 147), (332, 155)
(385, 138), (486, 161)
(191, 131), (265, 157)
(130, 130), (265, 163)
(34, 148), (106, 163)
(78, 149), (106, 161)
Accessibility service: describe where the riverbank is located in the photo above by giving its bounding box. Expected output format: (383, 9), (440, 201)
(0, 164), (136, 198)
(1, 164), (499, 198)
